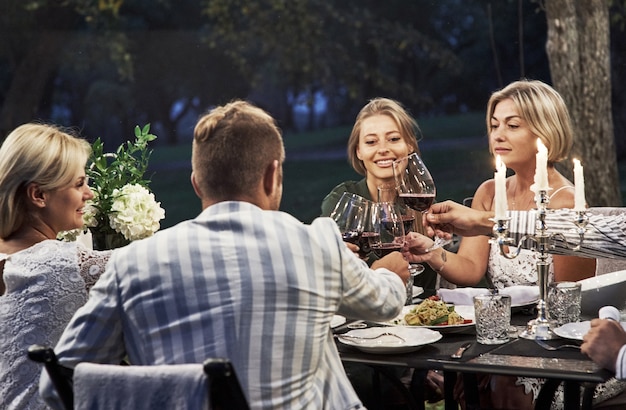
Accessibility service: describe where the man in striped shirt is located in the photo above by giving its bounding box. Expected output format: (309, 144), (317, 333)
(419, 200), (626, 381)
(41, 101), (409, 409)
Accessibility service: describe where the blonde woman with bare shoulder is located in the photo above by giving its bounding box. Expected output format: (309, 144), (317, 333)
(0, 124), (111, 410)
(406, 80), (624, 409)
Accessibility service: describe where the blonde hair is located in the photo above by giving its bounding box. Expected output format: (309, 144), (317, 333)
(347, 98), (421, 176)
(0, 123), (91, 238)
(486, 80), (573, 163)
(192, 100), (284, 200)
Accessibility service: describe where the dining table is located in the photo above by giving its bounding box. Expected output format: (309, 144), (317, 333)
(334, 299), (613, 410)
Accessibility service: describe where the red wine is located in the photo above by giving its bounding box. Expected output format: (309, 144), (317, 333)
(399, 193), (435, 212)
(371, 243), (403, 257)
(359, 231), (379, 257)
(401, 215), (415, 233)
(343, 231), (375, 258)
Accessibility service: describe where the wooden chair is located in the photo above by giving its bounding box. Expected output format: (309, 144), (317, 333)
(27, 345), (250, 410)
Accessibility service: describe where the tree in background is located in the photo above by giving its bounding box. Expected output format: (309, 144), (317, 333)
(543, 0), (620, 206)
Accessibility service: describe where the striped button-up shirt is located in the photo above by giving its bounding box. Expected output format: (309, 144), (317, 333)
(41, 201), (406, 409)
(508, 208), (626, 259)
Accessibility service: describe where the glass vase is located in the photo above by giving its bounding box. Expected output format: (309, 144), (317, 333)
(92, 232), (130, 250)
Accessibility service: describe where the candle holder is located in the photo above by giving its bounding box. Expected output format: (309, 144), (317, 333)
(490, 189), (575, 340)
(572, 210), (589, 251)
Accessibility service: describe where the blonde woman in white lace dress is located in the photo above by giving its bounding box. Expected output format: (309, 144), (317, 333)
(405, 80), (625, 408)
(0, 124), (111, 410)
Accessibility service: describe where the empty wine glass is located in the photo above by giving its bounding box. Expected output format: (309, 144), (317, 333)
(329, 192), (371, 258)
(393, 152), (451, 251)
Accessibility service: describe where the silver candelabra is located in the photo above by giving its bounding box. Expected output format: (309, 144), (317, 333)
(490, 190), (588, 340)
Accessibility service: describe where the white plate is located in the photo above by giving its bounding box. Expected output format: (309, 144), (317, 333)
(337, 326), (442, 354)
(331, 314), (347, 328)
(554, 320), (626, 341)
(438, 285), (539, 308)
(381, 304), (475, 333)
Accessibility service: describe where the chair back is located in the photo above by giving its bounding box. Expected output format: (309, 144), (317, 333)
(204, 358), (250, 410)
(28, 345), (249, 410)
(27, 345), (74, 410)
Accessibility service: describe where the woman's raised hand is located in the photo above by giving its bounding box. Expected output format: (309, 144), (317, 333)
(402, 232), (437, 263)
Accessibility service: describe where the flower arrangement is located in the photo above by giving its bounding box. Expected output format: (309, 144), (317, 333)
(60, 124), (165, 249)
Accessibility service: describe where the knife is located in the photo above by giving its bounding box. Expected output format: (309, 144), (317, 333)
(451, 342), (472, 359)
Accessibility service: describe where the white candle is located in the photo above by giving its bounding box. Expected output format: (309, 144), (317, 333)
(534, 139), (550, 191)
(573, 158), (586, 211)
(494, 155), (508, 219)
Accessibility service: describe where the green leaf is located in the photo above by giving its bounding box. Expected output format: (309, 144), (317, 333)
(430, 315), (449, 326)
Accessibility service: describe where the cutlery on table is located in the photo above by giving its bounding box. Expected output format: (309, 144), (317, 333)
(337, 332), (406, 343)
(451, 342), (472, 359)
(535, 339), (580, 351)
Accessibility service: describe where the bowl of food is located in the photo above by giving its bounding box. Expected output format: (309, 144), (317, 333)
(578, 270), (626, 316)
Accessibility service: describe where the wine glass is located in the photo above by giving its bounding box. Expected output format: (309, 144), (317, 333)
(377, 184), (416, 235)
(369, 200), (405, 258)
(393, 152), (451, 251)
(329, 192), (371, 258)
(378, 184), (425, 302)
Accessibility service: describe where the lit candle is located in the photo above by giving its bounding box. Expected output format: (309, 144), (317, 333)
(534, 139), (550, 192)
(573, 158), (586, 211)
(494, 155), (508, 219)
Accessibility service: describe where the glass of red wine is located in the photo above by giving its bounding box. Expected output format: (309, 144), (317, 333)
(369, 199), (405, 259)
(378, 184), (424, 303)
(393, 152), (451, 251)
(329, 192), (372, 258)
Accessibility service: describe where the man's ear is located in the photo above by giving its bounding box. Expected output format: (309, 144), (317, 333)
(190, 172), (203, 199)
(263, 160), (279, 196)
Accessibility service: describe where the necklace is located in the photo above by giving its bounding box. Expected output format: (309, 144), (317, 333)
(509, 180), (535, 210)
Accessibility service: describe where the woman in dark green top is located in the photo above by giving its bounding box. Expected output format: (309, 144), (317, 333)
(320, 97), (437, 290)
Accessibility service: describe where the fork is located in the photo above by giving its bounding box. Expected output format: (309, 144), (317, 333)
(337, 332), (406, 343)
(535, 339), (580, 351)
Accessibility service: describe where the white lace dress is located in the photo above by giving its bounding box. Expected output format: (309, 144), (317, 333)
(0, 240), (110, 410)
(488, 242), (626, 408)
(488, 242), (554, 289)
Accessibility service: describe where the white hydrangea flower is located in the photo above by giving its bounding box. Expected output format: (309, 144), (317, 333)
(108, 183), (166, 241)
(82, 199), (100, 228)
(56, 228), (83, 242)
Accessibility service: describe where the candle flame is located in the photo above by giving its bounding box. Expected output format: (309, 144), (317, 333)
(573, 158), (581, 166)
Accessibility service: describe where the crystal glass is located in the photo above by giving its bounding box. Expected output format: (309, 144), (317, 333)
(547, 282), (582, 327)
(473, 293), (512, 345)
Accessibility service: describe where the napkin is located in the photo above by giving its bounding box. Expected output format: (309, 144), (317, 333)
(599, 305), (620, 321)
(438, 285), (539, 306)
(438, 288), (489, 305)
